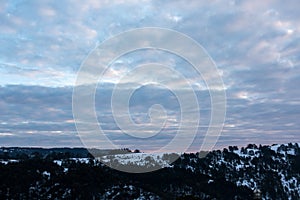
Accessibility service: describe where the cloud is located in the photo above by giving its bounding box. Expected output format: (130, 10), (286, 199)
(0, 0), (299, 150)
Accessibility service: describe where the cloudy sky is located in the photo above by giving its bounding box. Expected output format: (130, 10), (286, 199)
(0, 0), (299, 152)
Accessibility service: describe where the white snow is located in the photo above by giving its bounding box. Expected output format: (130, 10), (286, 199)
(100, 152), (175, 168)
(53, 160), (62, 166)
(208, 179), (214, 184)
(42, 171), (51, 176)
(233, 149), (260, 158)
(236, 179), (257, 190)
(270, 144), (281, 152)
(279, 172), (300, 197)
(235, 164), (244, 171)
(0, 159), (19, 164)
(286, 149), (295, 156)
(270, 143), (298, 155)
(69, 158), (90, 163)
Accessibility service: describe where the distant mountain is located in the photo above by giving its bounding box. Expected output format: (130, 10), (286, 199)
(0, 147), (133, 159)
(0, 143), (299, 199)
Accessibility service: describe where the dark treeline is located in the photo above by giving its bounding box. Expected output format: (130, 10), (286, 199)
(0, 147), (135, 160)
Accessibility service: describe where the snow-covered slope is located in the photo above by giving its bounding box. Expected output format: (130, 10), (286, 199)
(174, 143), (300, 199)
(100, 152), (173, 168)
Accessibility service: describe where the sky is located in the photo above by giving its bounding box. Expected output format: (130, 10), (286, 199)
(0, 0), (299, 152)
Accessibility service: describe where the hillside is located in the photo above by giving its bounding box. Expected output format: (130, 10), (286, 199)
(0, 143), (299, 199)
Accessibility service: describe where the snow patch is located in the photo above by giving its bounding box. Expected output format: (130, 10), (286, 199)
(100, 152), (175, 168)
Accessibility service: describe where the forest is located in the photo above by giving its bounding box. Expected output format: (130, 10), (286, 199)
(0, 143), (299, 199)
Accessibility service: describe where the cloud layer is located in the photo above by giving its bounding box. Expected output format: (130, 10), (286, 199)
(0, 0), (299, 151)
